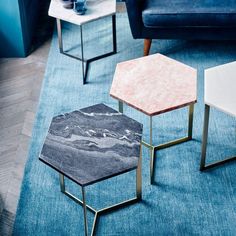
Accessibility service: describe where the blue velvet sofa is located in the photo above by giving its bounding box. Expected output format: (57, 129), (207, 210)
(125, 0), (236, 55)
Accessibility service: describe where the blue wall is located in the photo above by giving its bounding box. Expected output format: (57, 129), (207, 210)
(0, 0), (39, 57)
(0, 0), (25, 57)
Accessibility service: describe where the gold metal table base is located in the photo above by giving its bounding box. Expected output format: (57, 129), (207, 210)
(200, 104), (236, 171)
(58, 146), (142, 236)
(118, 101), (195, 184)
(56, 15), (117, 84)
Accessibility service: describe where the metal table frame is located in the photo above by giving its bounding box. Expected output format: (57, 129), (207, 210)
(58, 146), (142, 236)
(118, 101), (195, 184)
(200, 104), (236, 171)
(56, 14), (117, 84)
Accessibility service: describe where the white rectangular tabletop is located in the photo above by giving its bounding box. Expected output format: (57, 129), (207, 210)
(205, 61), (236, 117)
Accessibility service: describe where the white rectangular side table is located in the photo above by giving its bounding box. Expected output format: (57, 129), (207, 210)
(200, 61), (236, 170)
(49, 0), (117, 84)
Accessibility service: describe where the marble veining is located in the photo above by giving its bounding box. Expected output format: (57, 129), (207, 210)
(49, 0), (116, 25)
(110, 53), (197, 116)
(205, 61), (236, 117)
(40, 104), (143, 186)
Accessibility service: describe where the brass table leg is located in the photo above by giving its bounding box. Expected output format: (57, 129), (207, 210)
(142, 104), (195, 184)
(200, 104), (236, 171)
(82, 187), (89, 236)
(116, 101), (195, 184)
(118, 101), (123, 113)
(149, 116), (155, 184)
(58, 144), (142, 235)
(56, 14), (117, 84)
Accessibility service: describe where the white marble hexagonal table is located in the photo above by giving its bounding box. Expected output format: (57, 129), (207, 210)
(110, 53), (197, 184)
(49, 0), (117, 84)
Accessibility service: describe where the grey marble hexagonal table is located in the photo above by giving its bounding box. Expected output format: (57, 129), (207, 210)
(39, 103), (143, 236)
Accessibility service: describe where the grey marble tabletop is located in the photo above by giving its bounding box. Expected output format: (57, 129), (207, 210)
(39, 104), (143, 186)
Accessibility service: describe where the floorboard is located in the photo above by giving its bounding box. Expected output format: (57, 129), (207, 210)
(0, 0), (54, 234)
(0, 2), (125, 235)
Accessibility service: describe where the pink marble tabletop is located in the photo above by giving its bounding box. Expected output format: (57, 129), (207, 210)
(110, 53), (197, 116)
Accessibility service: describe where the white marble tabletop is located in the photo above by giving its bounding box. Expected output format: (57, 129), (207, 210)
(205, 61), (236, 117)
(49, 0), (116, 25)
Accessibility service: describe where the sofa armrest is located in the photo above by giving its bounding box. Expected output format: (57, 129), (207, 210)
(125, 0), (145, 38)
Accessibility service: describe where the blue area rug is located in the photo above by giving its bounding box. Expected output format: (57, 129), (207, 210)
(13, 13), (236, 235)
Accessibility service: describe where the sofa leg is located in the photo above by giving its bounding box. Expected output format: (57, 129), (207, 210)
(144, 39), (152, 56)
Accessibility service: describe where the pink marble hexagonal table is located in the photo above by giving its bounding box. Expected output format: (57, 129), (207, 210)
(110, 53), (197, 184)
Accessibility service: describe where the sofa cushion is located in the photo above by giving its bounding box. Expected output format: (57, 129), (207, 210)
(142, 0), (236, 28)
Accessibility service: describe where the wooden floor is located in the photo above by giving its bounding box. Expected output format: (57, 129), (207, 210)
(0, 0), (54, 234)
(0, 3), (125, 235)
(0, 41), (51, 235)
